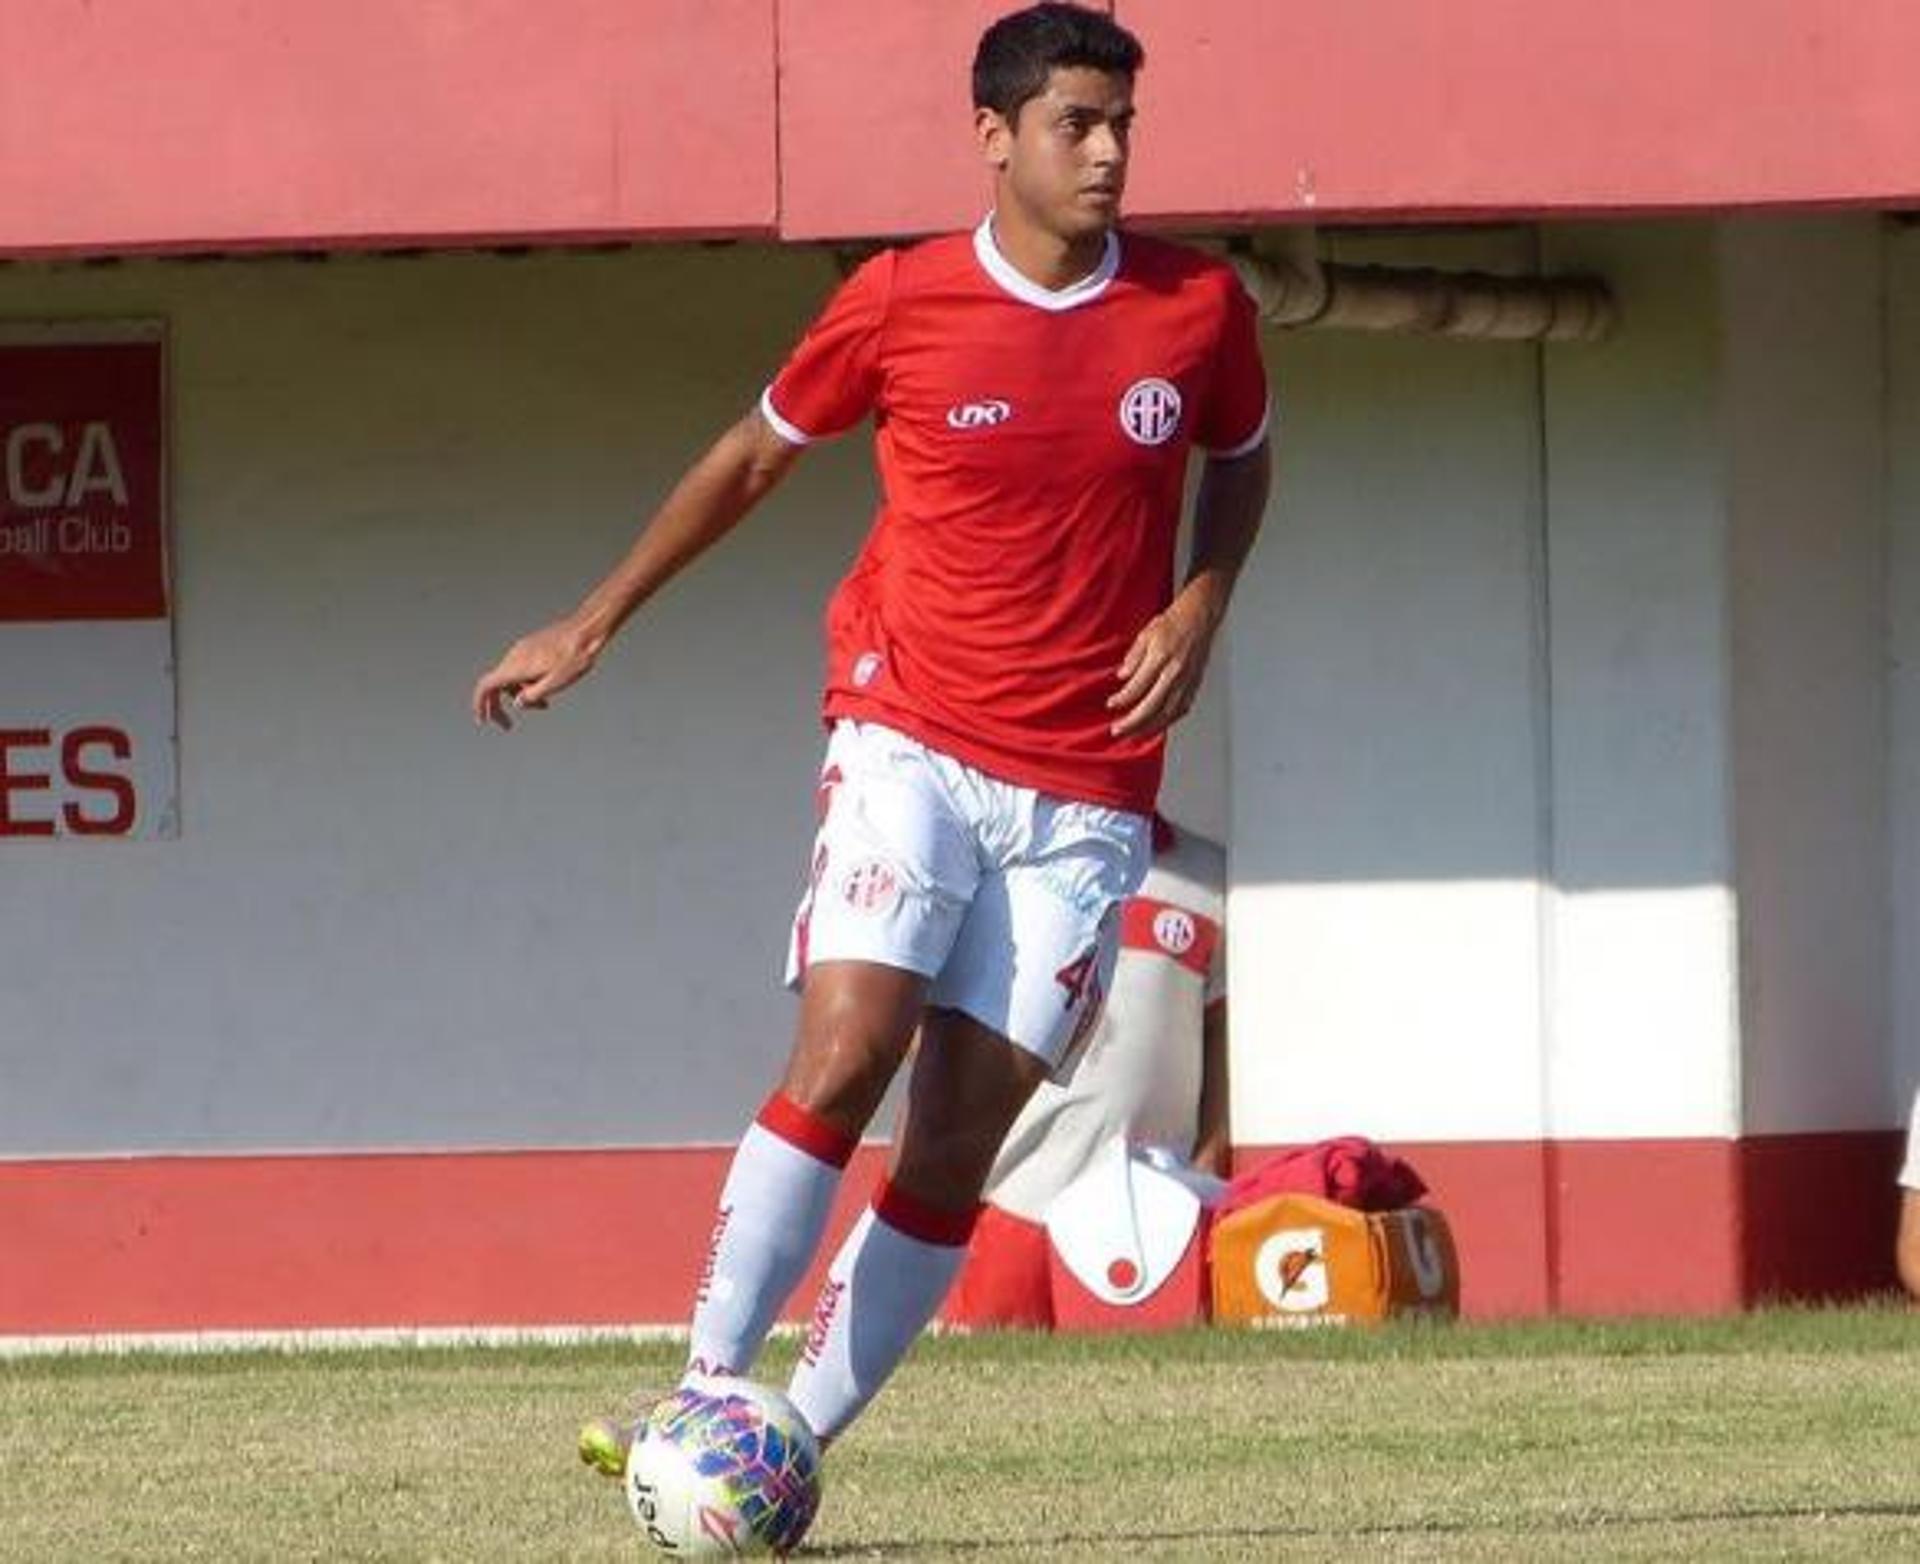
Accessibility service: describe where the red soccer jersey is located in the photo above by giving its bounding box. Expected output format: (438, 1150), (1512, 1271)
(763, 217), (1269, 813)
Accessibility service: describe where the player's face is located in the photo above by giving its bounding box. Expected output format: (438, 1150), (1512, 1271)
(981, 68), (1135, 242)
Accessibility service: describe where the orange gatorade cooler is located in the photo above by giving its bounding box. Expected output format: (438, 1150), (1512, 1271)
(1210, 1193), (1460, 1326)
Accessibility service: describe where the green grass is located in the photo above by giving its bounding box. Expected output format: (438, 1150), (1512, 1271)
(6, 1308), (1920, 1560)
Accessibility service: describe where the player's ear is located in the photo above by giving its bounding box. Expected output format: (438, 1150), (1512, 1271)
(975, 105), (1013, 171)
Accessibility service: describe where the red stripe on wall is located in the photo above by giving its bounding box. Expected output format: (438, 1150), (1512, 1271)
(1230, 1132), (1903, 1318)
(0, 1133), (1902, 1336)
(1740, 1131), (1907, 1302)
(0, 1146), (885, 1336)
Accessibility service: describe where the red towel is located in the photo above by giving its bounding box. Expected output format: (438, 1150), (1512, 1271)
(1218, 1136), (1427, 1216)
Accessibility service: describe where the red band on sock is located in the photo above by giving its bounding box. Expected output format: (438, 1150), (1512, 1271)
(873, 1178), (980, 1248)
(756, 1092), (858, 1169)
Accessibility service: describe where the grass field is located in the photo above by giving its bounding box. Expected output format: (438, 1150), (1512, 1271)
(7, 1309), (1920, 1560)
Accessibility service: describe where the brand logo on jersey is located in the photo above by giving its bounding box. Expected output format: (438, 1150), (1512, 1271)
(1119, 378), (1182, 446)
(947, 398), (1013, 430)
(1152, 907), (1197, 956)
(852, 651), (884, 688)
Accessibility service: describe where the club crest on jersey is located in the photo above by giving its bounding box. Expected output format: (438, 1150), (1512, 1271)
(1120, 378), (1182, 446)
(947, 398), (1013, 430)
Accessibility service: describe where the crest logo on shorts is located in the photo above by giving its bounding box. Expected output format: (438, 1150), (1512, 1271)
(840, 858), (899, 914)
(852, 651), (884, 688)
(947, 398), (1013, 430)
(1152, 908), (1197, 956)
(1119, 378), (1182, 446)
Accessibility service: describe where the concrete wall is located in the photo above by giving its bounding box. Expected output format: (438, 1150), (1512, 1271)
(1228, 221), (1752, 1150)
(5, 219), (1904, 1160)
(1231, 215), (1901, 1151)
(3, 246), (871, 1153)
(5, 216), (1914, 1327)
(0, 243), (1228, 1158)
(1227, 226), (1551, 1147)
(1723, 220), (1890, 1135)
(1889, 223), (1920, 1110)
(1536, 223), (1741, 1142)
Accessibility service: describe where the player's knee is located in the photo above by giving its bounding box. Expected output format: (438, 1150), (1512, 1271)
(780, 1054), (891, 1134)
(891, 1121), (1003, 1209)
(784, 1001), (913, 1131)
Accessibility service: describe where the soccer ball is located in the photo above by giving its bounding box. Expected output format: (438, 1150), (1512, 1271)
(625, 1377), (823, 1557)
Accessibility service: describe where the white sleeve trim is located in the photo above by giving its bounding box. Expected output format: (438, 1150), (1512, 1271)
(1203, 399), (1271, 460)
(758, 386), (815, 447)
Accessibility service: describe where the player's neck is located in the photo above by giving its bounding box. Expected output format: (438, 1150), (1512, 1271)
(987, 210), (1114, 293)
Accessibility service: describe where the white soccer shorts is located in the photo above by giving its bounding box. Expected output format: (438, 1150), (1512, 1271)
(784, 720), (1150, 1071)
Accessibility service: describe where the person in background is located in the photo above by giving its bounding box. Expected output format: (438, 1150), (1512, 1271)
(1898, 1088), (1920, 1300)
(944, 813), (1227, 1328)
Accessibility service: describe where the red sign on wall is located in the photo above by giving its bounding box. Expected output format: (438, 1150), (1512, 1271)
(2, 328), (175, 839)
(0, 338), (166, 621)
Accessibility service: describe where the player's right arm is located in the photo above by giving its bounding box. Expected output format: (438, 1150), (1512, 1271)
(473, 252), (890, 731)
(471, 409), (800, 730)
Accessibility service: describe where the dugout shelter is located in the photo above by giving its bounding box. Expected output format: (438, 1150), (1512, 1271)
(3, 1), (1919, 1338)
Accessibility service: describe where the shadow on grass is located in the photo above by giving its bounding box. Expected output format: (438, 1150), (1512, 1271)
(805, 1497), (1920, 1556)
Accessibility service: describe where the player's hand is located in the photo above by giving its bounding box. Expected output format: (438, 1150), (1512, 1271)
(1107, 595), (1219, 739)
(471, 618), (603, 730)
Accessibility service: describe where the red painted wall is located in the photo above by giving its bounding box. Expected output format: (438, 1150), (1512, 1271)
(0, 0), (779, 255)
(4, 1), (1920, 255)
(0, 1148), (888, 1335)
(775, 0), (1064, 242)
(0, 1136), (1901, 1336)
(1114, 0), (1920, 227)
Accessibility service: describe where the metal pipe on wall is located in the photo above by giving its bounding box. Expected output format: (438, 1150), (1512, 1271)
(1227, 232), (1615, 342)
(833, 230), (1616, 342)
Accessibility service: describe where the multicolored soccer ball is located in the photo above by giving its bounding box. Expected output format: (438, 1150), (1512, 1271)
(625, 1377), (823, 1557)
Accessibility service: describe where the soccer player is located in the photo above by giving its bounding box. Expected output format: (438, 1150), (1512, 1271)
(472, 1), (1271, 1453)
(1899, 1089), (1920, 1300)
(944, 814), (1229, 1329)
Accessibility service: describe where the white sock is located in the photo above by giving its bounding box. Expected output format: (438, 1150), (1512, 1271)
(685, 1093), (856, 1379)
(785, 1180), (977, 1442)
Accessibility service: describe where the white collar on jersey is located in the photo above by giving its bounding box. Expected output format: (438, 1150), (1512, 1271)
(973, 213), (1121, 312)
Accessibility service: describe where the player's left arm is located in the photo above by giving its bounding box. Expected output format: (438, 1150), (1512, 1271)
(1191, 997), (1231, 1177)
(1108, 439), (1271, 739)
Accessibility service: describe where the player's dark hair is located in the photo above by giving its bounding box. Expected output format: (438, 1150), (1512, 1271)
(972, 4), (1145, 124)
